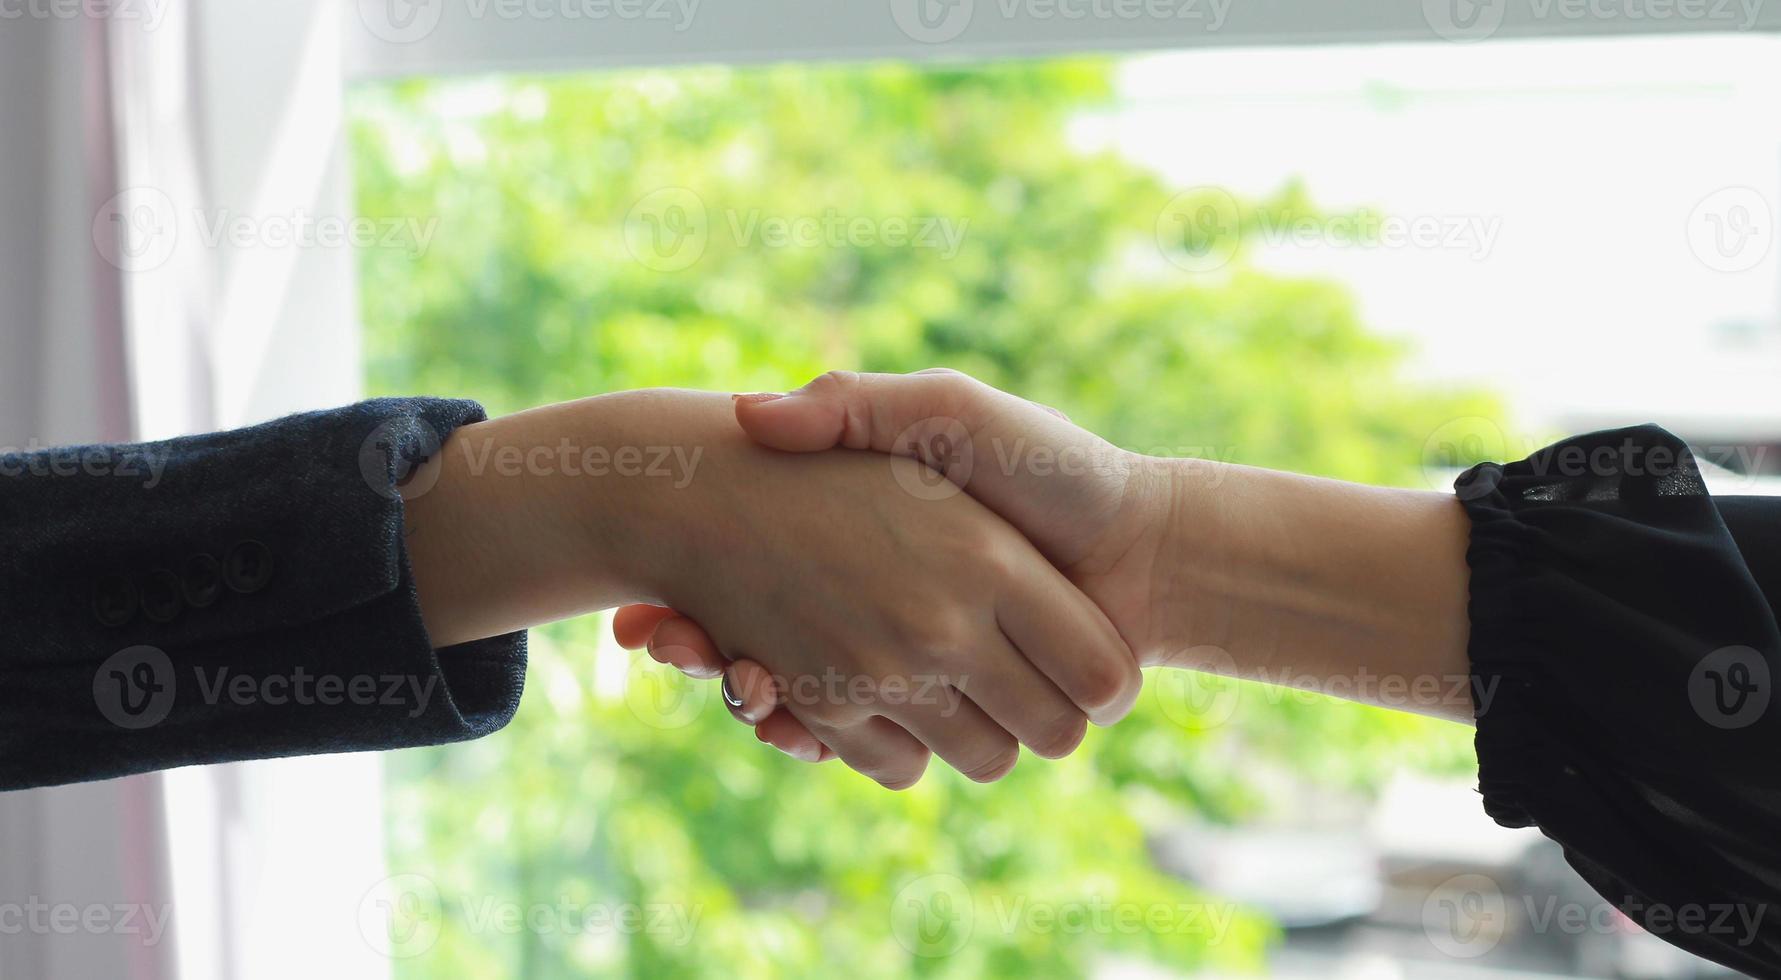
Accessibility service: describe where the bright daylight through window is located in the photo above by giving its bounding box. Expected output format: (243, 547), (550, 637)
(347, 32), (1781, 980)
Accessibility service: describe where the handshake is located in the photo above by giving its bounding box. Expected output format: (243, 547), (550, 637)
(615, 369), (1168, 788)
(408, 369), (1476, 790)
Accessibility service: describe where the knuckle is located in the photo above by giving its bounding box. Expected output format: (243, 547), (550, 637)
(915, 366), (967, 382)
(877, 771), (925, 791)
(794, 684), (859, 726)
(918, 368), (983, 411)
(1025, 710), (1088, 760)
(897, 605), (974, 660)
(977, 535), (1027, 578)
(957, 740), (1021, 783)
(1073, 652), (1141, 716)
(868, 746), (930, 790)
(808, 369), (861, 396)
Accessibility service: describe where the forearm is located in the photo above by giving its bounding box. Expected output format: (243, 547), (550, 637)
(1153, 458), (1475, 723)
(406, 391), (705, 647)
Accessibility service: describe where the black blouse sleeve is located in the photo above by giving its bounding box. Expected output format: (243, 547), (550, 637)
(1458, 424), (1781, 976)
(0, 398), (528, 791)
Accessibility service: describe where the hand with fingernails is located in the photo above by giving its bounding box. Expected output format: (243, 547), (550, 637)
(616, 369), (1476, 771)
(616, 369), (1186, 766)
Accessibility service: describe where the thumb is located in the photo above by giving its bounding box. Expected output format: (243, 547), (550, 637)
(730, 389), (851, 452)
(733, 368), (979, 455)
(734, 369), (1128, 569)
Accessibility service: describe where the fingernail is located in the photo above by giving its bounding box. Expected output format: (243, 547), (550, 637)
(648, 638), (721, 679)
(757, 726), (821, 763)
(734, 392), (785, 405)
(722, 674), (745, 709)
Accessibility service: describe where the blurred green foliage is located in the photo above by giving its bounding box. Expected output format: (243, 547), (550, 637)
(352, 58), (1496, 979)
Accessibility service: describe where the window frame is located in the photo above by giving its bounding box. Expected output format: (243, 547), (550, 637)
(341, 0), (1781, 80)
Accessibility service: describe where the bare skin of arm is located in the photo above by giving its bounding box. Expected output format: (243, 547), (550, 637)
(399, 388), (1142, 786)
(622, 371), (1474, 766)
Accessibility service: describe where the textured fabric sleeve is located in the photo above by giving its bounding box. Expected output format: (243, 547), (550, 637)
(0, 398), (527, 791)
(1457, 424), (1781, 976)
(1721, 495), (1781, 615)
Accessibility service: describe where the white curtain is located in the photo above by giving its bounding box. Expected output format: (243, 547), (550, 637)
(0, 13), (173, 980)
(0, 4), (387, 979)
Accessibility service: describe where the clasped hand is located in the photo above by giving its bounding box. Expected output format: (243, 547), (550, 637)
(613, 369), (1181, 788)
(412, 369), (1470, 790)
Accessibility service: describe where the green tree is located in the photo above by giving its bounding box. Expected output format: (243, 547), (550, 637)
(353, 58), (1496, 979)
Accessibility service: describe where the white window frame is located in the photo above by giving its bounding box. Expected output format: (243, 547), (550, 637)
(340, 0), (1781, 80)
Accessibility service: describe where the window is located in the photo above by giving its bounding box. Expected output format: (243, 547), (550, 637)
(347, 30), (1779, 979)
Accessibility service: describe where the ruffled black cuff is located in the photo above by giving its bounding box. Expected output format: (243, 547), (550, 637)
(1458, 424), (1781, 976)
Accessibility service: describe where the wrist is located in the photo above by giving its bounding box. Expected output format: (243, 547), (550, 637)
(407, 392), (703, 645)
(1145, 455), (1475, 722)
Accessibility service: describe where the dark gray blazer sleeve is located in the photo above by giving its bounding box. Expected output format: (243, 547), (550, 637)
(0, 398), (527, 791)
